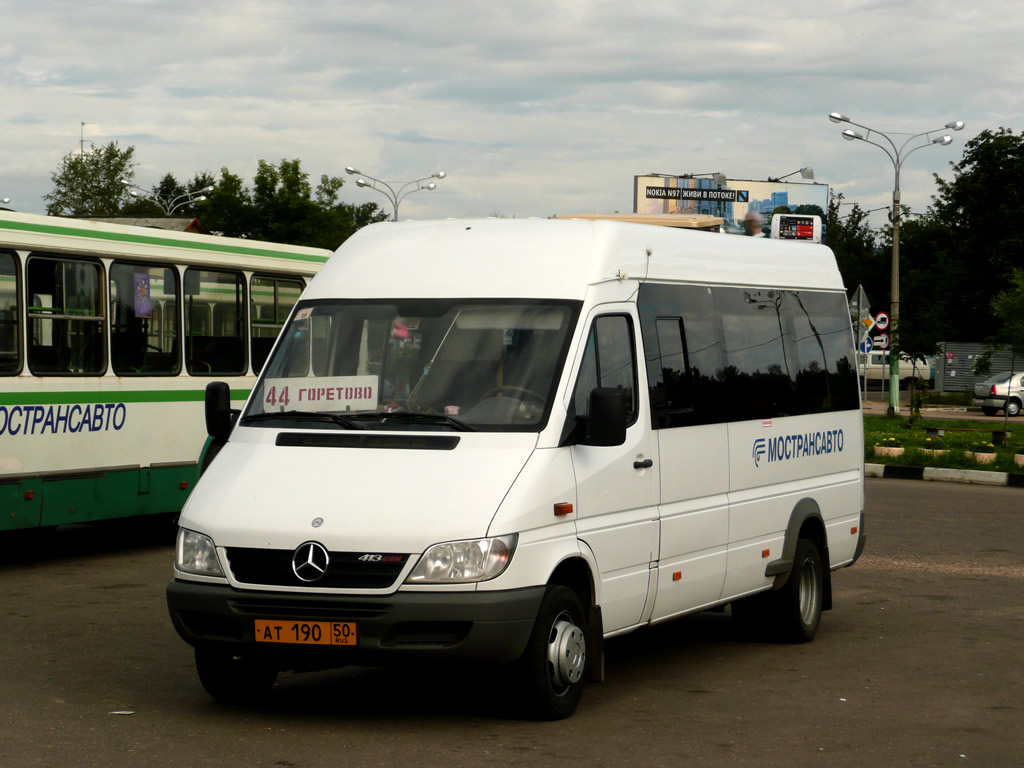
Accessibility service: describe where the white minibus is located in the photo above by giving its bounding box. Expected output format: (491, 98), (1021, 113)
(167, 218), (866, 719)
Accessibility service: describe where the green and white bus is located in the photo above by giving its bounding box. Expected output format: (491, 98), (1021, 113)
(0, 211), (331, 532)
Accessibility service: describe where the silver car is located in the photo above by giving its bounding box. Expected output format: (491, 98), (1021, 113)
(973, 371), (1024, 417)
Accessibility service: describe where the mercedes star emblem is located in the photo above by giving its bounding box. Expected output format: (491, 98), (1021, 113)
(292, 541), (330, 583)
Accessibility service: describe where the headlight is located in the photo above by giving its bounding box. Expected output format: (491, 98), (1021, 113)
(175, 528), (224, 577)
(406, 535), (517, 584)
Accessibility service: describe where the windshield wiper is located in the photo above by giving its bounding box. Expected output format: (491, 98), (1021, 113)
(240, 410), (364, 429)
(373, 411), (477, 432)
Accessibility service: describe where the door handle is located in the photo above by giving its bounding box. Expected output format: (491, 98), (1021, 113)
(633, 458), (654, 470)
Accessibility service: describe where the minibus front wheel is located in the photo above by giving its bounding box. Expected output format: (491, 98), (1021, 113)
(517, 585), (587, 719)
(194, 646), (278, 703)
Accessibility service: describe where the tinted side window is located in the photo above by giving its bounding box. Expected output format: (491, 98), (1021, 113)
(27, 255), (105, 375)
(638, 283), (725, 427)
(110, 262), (180, 375)
(572, 315), (638, 425)
(640, 283), (858, 425)
(251, 275), (304, 374)
(0, 250), (19, 374)
(785, 290), (859, 413)
(715, 287), (796, 420)
(184, 268), (246, 376)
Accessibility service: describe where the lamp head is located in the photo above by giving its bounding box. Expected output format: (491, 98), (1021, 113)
(345, 167), (360, 175)
(355, 178), (369, 188)
(800, 167), (815, 180)
(945, 120), (965, 131)
(842, 129), (862, 141)
(433, 171), (446, 179)
(829, 112), (849, 124)
(425, 182), (437, 191)
(934, 135), (953, 146)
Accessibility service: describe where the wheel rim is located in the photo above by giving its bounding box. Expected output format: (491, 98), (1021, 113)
(797, 556), (821, 626)
(546, 611), (586, 692)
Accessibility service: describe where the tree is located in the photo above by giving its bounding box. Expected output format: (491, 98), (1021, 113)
(43, 141), (137, 216)
(896, 128), (1024, 343)
(992, 269), (1024, 352)
(45, 148), (387, 248)
(826, 193), (885, 305)
(195, 159), (388, 249)
(794, 204), (826, 218)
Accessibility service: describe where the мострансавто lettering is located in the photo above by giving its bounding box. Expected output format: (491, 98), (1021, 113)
(0, 403), (127, 435)
(753, 429), (845, 467)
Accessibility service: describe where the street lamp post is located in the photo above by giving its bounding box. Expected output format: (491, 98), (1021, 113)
(829, 112), (964, 415)
(767, 167), (815, 182)
(119, 179), (215, 215)
(344, 167), (446, 221)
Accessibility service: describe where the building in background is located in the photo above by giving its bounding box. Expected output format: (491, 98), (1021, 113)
(634, 175), (828, 236)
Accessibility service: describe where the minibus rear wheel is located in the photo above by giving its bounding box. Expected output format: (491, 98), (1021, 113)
(517, 585), (587, 719)
(775, 537), (823, 643)
(194, 647), (278, 703)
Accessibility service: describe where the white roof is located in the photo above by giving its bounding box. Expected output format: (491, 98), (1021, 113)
(306, 218), (846, 301)
(0, 211), (331, 273)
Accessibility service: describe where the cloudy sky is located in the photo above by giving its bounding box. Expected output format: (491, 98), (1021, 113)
(2, 0), (1022, 233)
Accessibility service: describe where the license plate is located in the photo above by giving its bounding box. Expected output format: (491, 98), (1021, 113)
(254, 620), (357, 646)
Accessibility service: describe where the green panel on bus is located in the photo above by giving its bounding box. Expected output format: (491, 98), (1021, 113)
(33, 467), (197, 528)
(0, 479), (43, 531)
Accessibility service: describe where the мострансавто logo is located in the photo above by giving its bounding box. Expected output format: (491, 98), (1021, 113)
(753, 429), (844, 468)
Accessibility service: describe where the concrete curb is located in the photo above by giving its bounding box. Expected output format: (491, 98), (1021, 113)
(866, 463), (1024, 488)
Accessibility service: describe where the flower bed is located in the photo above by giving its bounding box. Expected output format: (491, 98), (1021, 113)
(966, 451), (997, 464)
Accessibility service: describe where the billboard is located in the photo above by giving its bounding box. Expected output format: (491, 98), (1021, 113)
(634, 175), (829, 236)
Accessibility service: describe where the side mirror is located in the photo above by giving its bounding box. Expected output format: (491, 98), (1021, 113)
(204, 381), (233, 441)
(584, 387), (628, 447)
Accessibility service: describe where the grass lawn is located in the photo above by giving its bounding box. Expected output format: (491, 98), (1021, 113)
(864, 413), (1024, 474)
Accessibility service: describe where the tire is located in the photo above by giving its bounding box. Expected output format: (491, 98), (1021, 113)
(194, 647), (278, 704)
(1007, 399), (1021, 418)
(516, 585), (588, 720)
(773, 538), (824, 643)
(982, 407), (998, 417)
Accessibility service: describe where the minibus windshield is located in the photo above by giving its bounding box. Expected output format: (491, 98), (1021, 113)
(244, 299), (580, 432)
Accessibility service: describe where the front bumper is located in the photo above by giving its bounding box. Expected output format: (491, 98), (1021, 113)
(166, 579), (545, 668)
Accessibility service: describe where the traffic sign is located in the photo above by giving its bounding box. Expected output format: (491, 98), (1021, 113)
(875, 312), (890, 331)
(859, 337), (874, 354)
(875, 332), (890, 350)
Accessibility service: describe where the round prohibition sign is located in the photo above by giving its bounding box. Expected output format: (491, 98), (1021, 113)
(874, 312), (890, 331)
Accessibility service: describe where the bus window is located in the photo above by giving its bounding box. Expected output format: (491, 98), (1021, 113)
(184, 267), (246, 376)
(110, 262), (180, 376)
(251, 275), (304, 374)
(0, 250), (19, 374)
(27, 255), (105, 375)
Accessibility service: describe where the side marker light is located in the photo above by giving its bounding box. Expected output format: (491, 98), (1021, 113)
(554, 502), (573, 516)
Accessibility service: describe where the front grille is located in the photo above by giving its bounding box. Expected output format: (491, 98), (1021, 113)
(226, 547), (409, 589)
